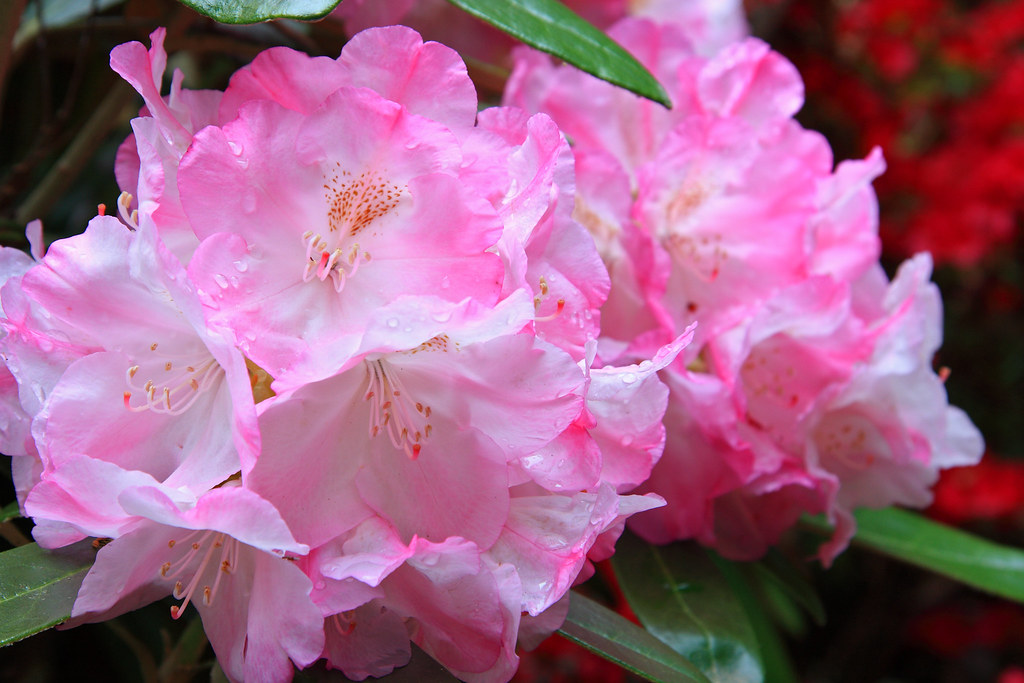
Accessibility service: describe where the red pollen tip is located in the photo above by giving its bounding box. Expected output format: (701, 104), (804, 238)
(123, 391), (132, 409)
(97, 203), (106, 216)
(939, 367), (951, 383)
(411, 443), (422, 460)
(170, 605), (182, 620)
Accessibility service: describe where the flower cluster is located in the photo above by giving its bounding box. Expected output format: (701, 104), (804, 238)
(0, 27), (682, 682)
(0, 3), (987, 681)
(503, 14), (983, 563)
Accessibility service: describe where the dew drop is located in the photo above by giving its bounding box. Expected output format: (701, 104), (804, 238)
(37, 337), (54, 353)
(213, 273), (230, 289)
(241, 190), (258, 214)
(386, 318), (399, 328)
(621, 372), (637, 384)
(621, 435), (634, 447)
(227, 141), (243, 156)
(440, 275), (450, 290)
(232, 259), (248, 273)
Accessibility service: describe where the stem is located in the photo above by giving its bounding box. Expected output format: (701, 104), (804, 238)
(105, 618), (160, 683)
(158, 615), (210, 683)
(14, 80), (135, 225)
(0, 520), (31, 547)
(0, 0), (28, 129)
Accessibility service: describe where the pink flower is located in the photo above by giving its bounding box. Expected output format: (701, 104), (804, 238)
(506, 15), (982, 563)
(5, 25), (690, 682)
(111, 28), (223, 265)
(5, 213), (261, 549)
(68, 483), (322, 683)
(181, 30), (509, 387)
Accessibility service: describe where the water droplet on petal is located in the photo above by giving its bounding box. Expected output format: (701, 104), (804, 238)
(386, 318), (399, 328)
(233, 259), (248, 273)
(621, 372), (637, 385)
(242, 190), (257, 214)
(213, 273), (229, 289)
(440, 275), (450, 289)
(37, 337), (54, 353)
(228, 141), (242, 156)
(621, 435), (634, 447)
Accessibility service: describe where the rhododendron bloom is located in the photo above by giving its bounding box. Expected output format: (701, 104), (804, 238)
(17, 215), (258, 493)
(68, 483), (322, 683)
(1, 24), (684, 683)
(506, 14), (983, 561)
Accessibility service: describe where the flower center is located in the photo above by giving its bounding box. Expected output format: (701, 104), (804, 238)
(123, 343), (224, 415)
(658, 178), (726, 281)
(159, 530), (240, 619)
(363, 358), (431, 459)
(300, 166), (404, 291)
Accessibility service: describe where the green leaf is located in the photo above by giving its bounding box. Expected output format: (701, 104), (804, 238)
(443, 0), (671, 106)
(745, 549), (825, 627)
(805, 507), (1024, 603)
(176, 0), (342, 24)
(711, 556), (800, 683)
(0, 501), (20, 524)
(612, 533), (763, 683)
(0, 540), (95, 647)
(559, 591), (712, 683)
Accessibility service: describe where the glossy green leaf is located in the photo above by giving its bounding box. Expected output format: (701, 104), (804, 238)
(0, 540), (95, 646)
(745, 549), (825, 627)
(711, 555), (800, 683)
(176, 0), (342, 24)
(0, 501), (20, 523)
(612, 533), (763, 683)
(443, 0), (671, 106)
(804, 507), (1024, 603)
(559, 591), (711, 683)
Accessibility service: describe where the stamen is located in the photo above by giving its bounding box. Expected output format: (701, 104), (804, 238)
(123, 350), (224, 416)
(331, 611), (357, 636)
(535, 298), (566, 322)
(117, 192), (139, 231)
(363, 359), (431, 459)
(160, 531), (239, 619)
